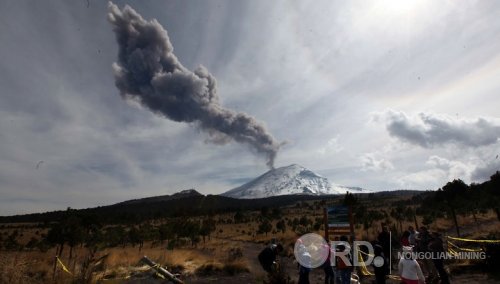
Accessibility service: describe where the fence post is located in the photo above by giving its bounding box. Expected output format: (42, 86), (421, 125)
(52, 255), (58, 281)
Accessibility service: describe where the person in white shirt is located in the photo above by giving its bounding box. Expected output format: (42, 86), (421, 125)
(398, 246), (425, 284)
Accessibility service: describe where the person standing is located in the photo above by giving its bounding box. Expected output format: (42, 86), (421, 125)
(297, 243), (311, 284)
(428, 232), (450, 284)
(298, 261), (311, 284)
(335, 236), (353, 284)
(258, 243), (283, 273)
(416, 226), (437, 281)
(378, 226), (392, 269)
(323, 239), (335, 284)
(373, 243), (387, 284)
(332, 236), (340, 284)
(398, 247), (426, 284)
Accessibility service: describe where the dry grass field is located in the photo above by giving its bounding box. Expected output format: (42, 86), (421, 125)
(1, 196), (499, 283)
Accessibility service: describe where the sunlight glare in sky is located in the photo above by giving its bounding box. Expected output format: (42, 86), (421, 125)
(376, 0), (427, 15)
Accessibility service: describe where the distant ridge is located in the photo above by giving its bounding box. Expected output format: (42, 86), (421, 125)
(0, 189), (423, 223)
(117, 189), (203, 205)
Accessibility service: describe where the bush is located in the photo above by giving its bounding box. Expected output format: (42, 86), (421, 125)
(223, 262), (249, 275)
(227, 247), (243, 261)
(195, 262), (223, 275)
(195, 260), (249, 276)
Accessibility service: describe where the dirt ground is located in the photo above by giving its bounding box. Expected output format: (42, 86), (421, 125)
(179, 238), (499, 284)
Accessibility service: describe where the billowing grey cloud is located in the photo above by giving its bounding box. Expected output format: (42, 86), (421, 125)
(107, 3), (280, 168)
(376, 110), (500, 148)
(471, 160), (500, 182)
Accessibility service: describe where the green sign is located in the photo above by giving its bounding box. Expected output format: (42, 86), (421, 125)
(327, 206), (350, 227)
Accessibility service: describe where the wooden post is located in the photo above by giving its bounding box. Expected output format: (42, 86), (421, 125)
(349, 206), (355, 242)
(141, 256), (183, 284)
(451, 207), (460, 237)
(52, 256), (58, 281)
(323, 207), (329, 240)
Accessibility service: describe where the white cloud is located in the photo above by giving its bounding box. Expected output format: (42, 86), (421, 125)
(398, 169), (447, 189)
(425, 155), (474, 182)
(360, 153), (394, 172)
(317, 136), (344, 155)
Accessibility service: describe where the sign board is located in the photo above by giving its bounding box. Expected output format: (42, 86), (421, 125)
(327, 206), (350, 227)
(324, 205), (354, 240)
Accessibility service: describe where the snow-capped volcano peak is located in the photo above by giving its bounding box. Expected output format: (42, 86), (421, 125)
(221, 164), (345, 199)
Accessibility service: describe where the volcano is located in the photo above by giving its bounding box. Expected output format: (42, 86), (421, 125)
(221, 164), (362, 199)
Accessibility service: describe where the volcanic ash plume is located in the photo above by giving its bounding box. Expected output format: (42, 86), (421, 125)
(107, 3), (280, 168)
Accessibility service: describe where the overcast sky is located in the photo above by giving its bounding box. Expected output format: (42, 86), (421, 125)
(1, 0), (500, 215)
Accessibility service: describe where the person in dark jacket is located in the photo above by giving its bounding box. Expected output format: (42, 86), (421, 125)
(258, 243), (283, 273)
(296, 243), (312, 284)
(416, 226), (437, 281)
(335, 236), (353, 284)
(323, 239), (335, 284)
(377, 226), (392, 269)
(373, 243), (387, 284)
(428, 232), (450, 284)
(298, 259), (311, 284)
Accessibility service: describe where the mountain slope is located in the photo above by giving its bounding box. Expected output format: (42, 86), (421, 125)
(221, 164), (355, 199)
(117, 189), (203, 205)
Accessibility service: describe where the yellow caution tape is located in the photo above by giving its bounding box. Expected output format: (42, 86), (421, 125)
(447, 247), (458, 256)
(388, 275), (401, 281)
(359, 250), (375, 257)
(447, 241), (483, 252)
(357, 250), (373, 276)
(56, 256), (72, 275)
(447, 236), (500, 243)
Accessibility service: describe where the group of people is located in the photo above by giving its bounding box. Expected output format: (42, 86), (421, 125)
(297, 235), (354, 284)
(376, 225), (450, 284)
(322, 235), (354, 284)
(257, 225), (450, 284)
(258, 235), (355, 284)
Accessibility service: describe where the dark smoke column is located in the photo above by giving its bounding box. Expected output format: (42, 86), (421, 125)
(107, 3), (280, 168)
